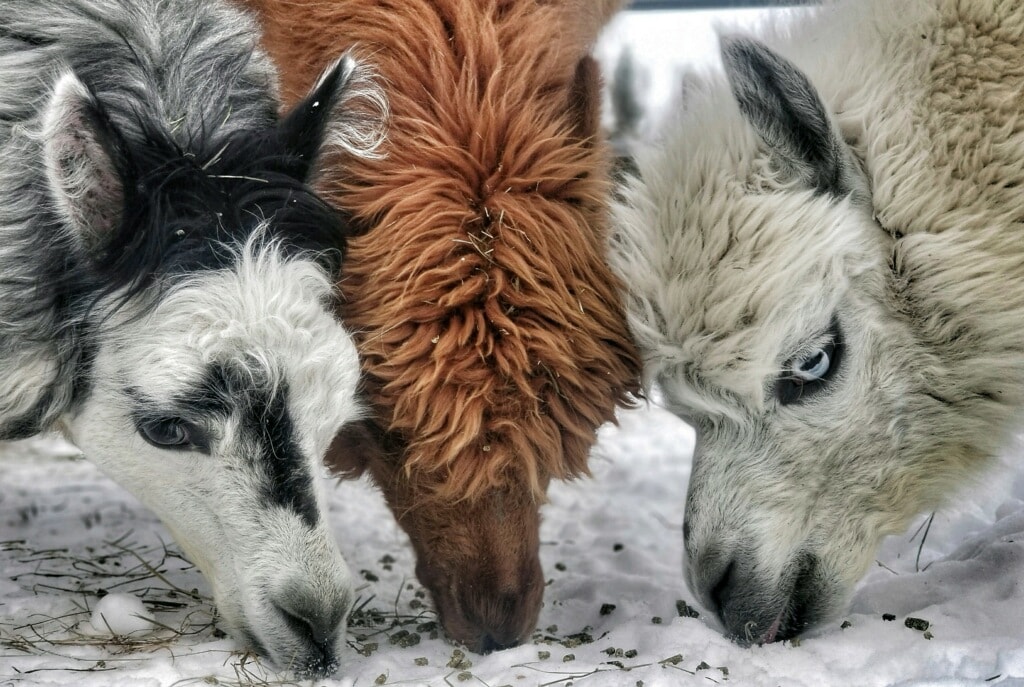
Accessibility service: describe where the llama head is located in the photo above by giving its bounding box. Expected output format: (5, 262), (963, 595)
(36, 55), (385, 676)
(307, 0), (641, 651)
(611, 36), (990, 643)
(74, 254), (362, 675)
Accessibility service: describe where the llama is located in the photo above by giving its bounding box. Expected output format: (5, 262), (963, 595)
(609, 0), (1024, 645)
(246, 0), (641, 652)
(0, 0), (385, 676)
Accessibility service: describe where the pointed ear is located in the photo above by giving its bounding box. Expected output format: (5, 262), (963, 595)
(720, 35), (857, 198)
(277, 53), (388, 181)
(42, 72), (126, 249)
(325, 418), (389, 480)
(566, 56), (603, 144)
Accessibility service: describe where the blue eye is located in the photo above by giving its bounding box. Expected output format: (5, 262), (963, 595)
(776, 319), (843, 405)
(792, 348), (831, 381)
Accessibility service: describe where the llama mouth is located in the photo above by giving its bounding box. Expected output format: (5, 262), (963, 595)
(763, 610), (784, 644)
(738, 605), (784, 645)
(709, 550), (820, 646)
(759, 556), (817, 644)
(237, 613), (341, 678)
(427, 573), (537, 654)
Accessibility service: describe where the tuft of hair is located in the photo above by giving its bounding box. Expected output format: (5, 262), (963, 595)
(312, 53), (389, 163)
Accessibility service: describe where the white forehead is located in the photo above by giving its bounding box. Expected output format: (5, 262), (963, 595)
(107, 246), (361, 435)
(611, 84), (876, 413)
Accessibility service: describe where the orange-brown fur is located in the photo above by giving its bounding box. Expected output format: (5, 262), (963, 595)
(247, 0), (640, 652)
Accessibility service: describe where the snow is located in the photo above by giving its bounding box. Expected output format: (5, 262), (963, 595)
(4, 6), (1024, 687)
(3, 403), (1024, 687)
(85, 594), (157, 638)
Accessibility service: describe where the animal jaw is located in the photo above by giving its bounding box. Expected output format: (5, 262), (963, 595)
(610, 0), (1024, 643)
(250, 0), (641, 652)
(0, 0), (386, 676)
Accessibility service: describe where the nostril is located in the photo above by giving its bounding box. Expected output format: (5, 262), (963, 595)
(276, 605), (331, 646)
(273, 594), (344, 647)
(708, 559), (737, 618)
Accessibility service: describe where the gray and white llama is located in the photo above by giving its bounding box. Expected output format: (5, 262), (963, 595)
(0, 0), (385, 676)
(610, 0), (1024, 644)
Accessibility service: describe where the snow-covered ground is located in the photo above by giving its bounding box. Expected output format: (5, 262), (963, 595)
(3, 401), (1024, 687)
(5, 6), (1024, 687)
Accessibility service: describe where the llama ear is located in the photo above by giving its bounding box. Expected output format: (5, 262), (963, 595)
(325, 418), (387, 479)
(277, 53), (387, 181)
(42, 72), (126, 250)
(566, 56), (603, 144)
(720, 35), (853, 198)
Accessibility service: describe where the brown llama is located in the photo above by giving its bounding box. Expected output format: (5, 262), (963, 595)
(245, 0), (641, 652)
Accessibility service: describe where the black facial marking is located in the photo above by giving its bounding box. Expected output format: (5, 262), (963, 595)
(195, 363), (318, 527)
(129, 362), (319, 527)
(243, 378), (319, 529)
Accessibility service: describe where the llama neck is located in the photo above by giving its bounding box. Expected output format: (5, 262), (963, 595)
(795, 0), (1024, 451)
(0, 211), (93, 440)
(869, 0), (1024, 436)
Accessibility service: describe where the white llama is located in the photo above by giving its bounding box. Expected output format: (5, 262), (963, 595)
(610, 0), (1024, 643)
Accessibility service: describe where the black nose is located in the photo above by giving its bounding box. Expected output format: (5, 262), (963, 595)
(273, 589), (347, 647)
(699, 555), (775, 643)
(479, 633), (519, 654)
(694, 551), (819, 644)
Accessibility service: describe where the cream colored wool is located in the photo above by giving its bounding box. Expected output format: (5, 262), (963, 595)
(610, 0), (1024, 640)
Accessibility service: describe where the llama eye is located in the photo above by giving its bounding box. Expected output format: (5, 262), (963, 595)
(776, 319), (843, 406)
(137, 418), (207, 452)
(791, 347), (831, 381)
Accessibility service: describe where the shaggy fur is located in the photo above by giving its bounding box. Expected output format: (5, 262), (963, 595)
(0, 0), (385, 676)
(610, 0), (1024, 645)
(247, 0), (641, 652)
